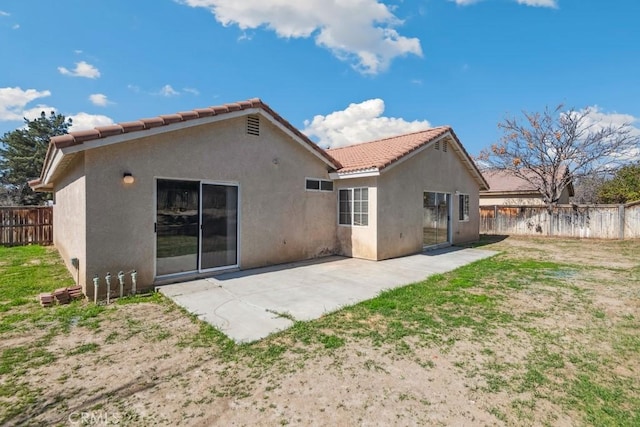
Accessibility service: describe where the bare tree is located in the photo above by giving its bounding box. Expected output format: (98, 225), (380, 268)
(479, 104), (638, 213)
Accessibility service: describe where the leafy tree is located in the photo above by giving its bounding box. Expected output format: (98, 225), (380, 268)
(0, 111), (72, 205)
(479, 104), (638, 213)
(597, 162), (640, 203)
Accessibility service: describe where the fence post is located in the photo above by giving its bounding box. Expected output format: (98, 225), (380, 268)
(619, 205), (625, 240)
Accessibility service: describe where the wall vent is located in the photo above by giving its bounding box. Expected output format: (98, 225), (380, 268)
(434, 140), (440, 150)
(247, 115), (260, 136)
(443, 140), (448, 152)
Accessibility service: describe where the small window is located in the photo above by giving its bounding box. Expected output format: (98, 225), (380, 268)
(339, 187), (368, 226)
(459, 194), (470, 221)
(306, 179), (320, 190)
(320, 180), (334, 191)
(306, 178), (333, 192)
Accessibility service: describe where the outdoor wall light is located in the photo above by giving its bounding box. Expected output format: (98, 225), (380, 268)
(123, 172), (135, 184)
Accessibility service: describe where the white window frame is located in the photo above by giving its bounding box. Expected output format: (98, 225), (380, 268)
(305, 178), (334, 192)
(338, 187), (368, 226)
(459, 193), (470, 222)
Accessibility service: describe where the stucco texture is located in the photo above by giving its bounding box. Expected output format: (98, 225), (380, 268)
(66, 115), (337, 298)
(375, 136), (481, 260)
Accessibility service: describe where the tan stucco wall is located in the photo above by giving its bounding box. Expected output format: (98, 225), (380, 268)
(79, 114), (337, 295)
(53, 154), (87, 288)
(335, 177), (378, 260)
(376, 137), (481, 260)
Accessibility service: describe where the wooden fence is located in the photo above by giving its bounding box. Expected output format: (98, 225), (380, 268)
(480, 201), (640, 239)
(0, 206), (53, 246)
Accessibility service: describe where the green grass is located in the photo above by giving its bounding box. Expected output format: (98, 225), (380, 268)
(0, 245), (74, 310)
(1, 241), (639, 426)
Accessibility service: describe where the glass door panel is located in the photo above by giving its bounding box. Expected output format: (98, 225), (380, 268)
(423, 191), (450, 246)
(156, 179), (199, 276)
(200, 184), (238, 270)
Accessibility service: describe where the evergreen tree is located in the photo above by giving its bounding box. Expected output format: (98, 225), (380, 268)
(597, 162), (640, 203)
(0, 111), (72, 205)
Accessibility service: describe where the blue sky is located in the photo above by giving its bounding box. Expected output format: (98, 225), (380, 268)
(1, 0), (639, 155)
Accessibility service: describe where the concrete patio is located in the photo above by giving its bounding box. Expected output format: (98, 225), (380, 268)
(158, 247), (497, 343)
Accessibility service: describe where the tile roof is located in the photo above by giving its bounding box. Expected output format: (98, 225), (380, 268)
(32, 99), (488, 191)
(481, 168), (573, 196)
(327, 127), (451, 173)
(47, 98), (339, 167)
(481, 170), (537, 193)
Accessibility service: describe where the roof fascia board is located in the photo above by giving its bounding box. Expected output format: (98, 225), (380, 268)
(329, 169), (380, 179)
(42, 149), (65, 185)
(480, 190), (541, 197)
(60, 108), (262, 155)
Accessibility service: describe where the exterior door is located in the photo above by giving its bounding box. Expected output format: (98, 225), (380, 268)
(156, 179), (238, 277)
(156, 179), (199, 276)
(423, 192), (451, 247)
(200, 183), (238, 271)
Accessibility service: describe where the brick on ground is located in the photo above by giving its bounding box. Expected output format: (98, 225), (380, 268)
(53, 288), (71, 305)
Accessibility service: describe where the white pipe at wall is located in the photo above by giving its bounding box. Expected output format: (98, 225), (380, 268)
(131, 270), (137, 295)
(93, 275), (99, 305)
(117, 271), (125, 298)
(105, 272), (111, 305)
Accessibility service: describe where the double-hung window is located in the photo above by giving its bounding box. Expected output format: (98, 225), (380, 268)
(339, 188), (368, 226)
(458, 194), (470, 221)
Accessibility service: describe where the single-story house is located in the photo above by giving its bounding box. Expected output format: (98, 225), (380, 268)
(30, 99), (488, 299)
(480, 169), (574, 206)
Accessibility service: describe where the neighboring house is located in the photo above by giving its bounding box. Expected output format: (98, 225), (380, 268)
(480, 169), (574, 206)
(30, 99), (488, 299)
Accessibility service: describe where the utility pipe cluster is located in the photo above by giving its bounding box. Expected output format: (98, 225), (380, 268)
(91, 270), (138, 304)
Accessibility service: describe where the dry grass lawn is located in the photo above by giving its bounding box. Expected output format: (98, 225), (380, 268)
(0, 237), (639, 426)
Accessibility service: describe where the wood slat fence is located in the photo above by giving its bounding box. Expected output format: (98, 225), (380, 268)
(0, 206), (53, 246)
(480, 201), (640, 239)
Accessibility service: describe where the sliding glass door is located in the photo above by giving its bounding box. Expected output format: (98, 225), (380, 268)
(200, 183), (238, 270)
(423, 191), (450, 247)
(156, 179), (238, 277)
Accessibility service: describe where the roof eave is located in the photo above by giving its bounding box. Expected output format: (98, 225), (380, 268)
(329, 168), (380, 179)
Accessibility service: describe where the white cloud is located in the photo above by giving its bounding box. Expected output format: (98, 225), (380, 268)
(303, 99), (432, 149)
(58, 61), (101, 79)
(579, 106), (639, 136)
(0, 87), (52, 121)
(68, 112), (114, 131)
(183, 87), (200, 96)
(450, 0), (482, 5)
(516, 0), (558, 7)
(450, 0), (558, 7)
(159, 85), (179, 97)
(177, 0), (422, 75)
(12, 24), (19, 30)
(0, 11), (9, 17)
(89, 93), (111, 107)
(573, 106), (640, 163)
